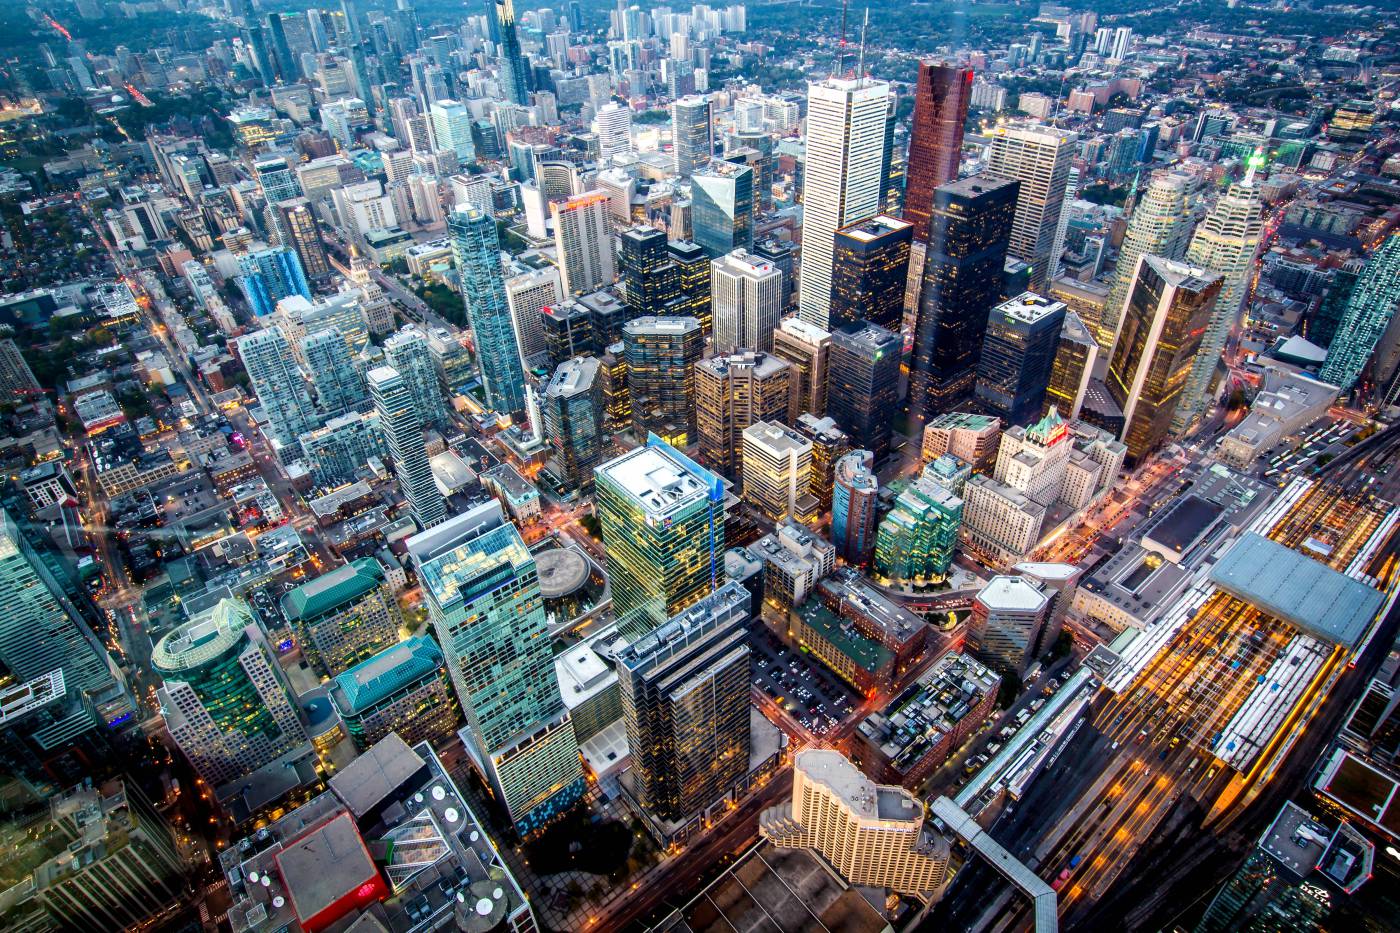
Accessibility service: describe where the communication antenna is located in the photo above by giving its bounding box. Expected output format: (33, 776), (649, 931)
(835, 0), (850, 78)
(856, 7), (869, 85)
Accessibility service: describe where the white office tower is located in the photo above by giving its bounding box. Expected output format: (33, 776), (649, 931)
(982, 124), (1078, 294)
(799, 77), (890, 329)
(760, 749), (949, 897)
(741, 421), (817, 523)
(592, 101), (633, 163)
(237, 327), (317, 448)
(671, 94), (713, 178)
(1048, 165), (1080, 283)
(1099, 171), (1195, 349)
(1174, 179), (1264, 432)
(552, 190), (616, 294)
(369, 365), (447, 528)
(506, 265), (565, 364)
(429, 99), (476, 163)
(711, 249), (784, 354)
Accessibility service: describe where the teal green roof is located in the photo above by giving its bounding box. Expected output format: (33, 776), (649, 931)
(797, 602), (894, 673)
(281, 558), (385, 622)
(330, 635), (444, 714)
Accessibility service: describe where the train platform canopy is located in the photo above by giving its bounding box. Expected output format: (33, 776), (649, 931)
(1209, 532), (1383, 649)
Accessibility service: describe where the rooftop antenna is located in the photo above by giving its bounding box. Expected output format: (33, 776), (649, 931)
(856, 6), (869, 85)
(835, 0), (849, 78)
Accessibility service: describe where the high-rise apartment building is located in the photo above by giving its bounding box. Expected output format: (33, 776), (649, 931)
(274, 198), (331, 282)
(237, 327), (318, 447)
(595, 438), (727, 641)
(153, 598), (308, 787)
(299, 410), (386, 487)
(495, 0), (530, 105)
(369, 364), (447, 527)
(671, 94), (714, 178)
(237, 246), (311, 317)
(710, 248), (783, 353)
(623, 315), (703, 445)
(832, 450), (879, 567)
(553, 190), (616, 295)
(450, 208), (528, 414)
(1106, 256), (1222, 463)
(1320, 234), (1400, 393)
(975, 292), (1067, 425)
(828, 322), (901, 462)
(696, 350), (791, 476)
(302, 328), (369, 418)
(543, 355), (604, 492)
(691, 160), (754, 258)
(281, 558), (399, 678)
(742, 421), (818, 524)
(384, 325), (449, 426)
(1100, 171), (1195, 347)
(908, 175), (1018, 423)
(1176, 179), (1264, 431)
(875, 465), (964, 585)
(1042, 310), (1099, 420)
(760, 749), (949, 897)
(904, 61), (973, 244)
(409, 502), (584, 834)
(505, 264), (565, 364)
(255, 155), (302, 203)
(771, 317), (832, 422)
(982, 125), (1077, 292)
(799, 76), (891, 329)
(831, 215), (913, 332)
(615, 581), (751, 822)
(0, 337), (41, 398)
(592, 101), (633, 162)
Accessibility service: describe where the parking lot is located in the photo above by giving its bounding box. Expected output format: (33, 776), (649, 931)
(750, 623), (858, 738)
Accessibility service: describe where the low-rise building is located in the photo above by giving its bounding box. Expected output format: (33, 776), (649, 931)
(481, 463), (542, 524)
(1217, 369), (1339, 470)
(748, 521), (836, 608)
(921, 412), (1001, 469)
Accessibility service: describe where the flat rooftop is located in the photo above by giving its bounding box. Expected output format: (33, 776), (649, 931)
(1142, 495), (1225, 557)
(595, 444), (714, 516)
(1259, 801), (1332, 881)
(273, 811), (380, 925)
(976, 576), (1049, 613)
(993, 292), (1066, 324)
(1210, 532), (1384, 648)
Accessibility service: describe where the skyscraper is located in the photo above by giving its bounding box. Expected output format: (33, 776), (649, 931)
(771, 317), (832, 422)
(552, 190), (615, 294)
(619, 225), (680, 316)
(237, 327), (317, 446)
(623, 315), (703, 445)
(495, 0), (531, 106)
(759, 749), (949, 897)
(875, 468), (964, 584)
(795, 414), (851, 514)
(409, 502), (584, 834)
(799, 76), (891, 329)
(710, 249), (783, 353)
(543, 356), (604, 492)
(982, 124), (1077, 292)
(280, 558), (399, 677)
(614, 581), (751, 822)
(1042, 309), (1099, 420)
(742, 421), (817, 524)
(237, 246), (311, 317)
(671, 94), (714, 178)
(908, 175), (1018, 423)
(274, 198), (332, 282)
(1175, 178), (1264, 431)
(1100, 171), (1195, 347)
(696, 350), (791, 476)
(592, 101), (633, 163)
(339, 0), (377, 121)
(595, 438), (727, 641)
(668, 240), (712, 334)
(429, 99), (476, 163)
(1106, 256), (1222, 463)
(828, 322), (902, 463)
(449, 208), (528, 414)
(967, 575), (1050, 674)
(691, 160), (754, 258)
(153, 598), (308, 787)
(302, 327), (369, 418)
(384, 325), (448, 426)
(505, 264), (564, 364)
(369, 365), (447, 527)
(975, 292), (1067, 425)
(254, 156), (302, 203)
(903, 61), (973, 243)
(831, 215), (913, 331)
(1319, 234), (1400, 392)
(832, 450), (879, 567)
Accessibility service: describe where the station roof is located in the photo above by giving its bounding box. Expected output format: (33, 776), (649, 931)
(1209, 533), (1384, 648)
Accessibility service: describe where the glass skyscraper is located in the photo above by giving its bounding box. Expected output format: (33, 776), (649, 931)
(975, 292), (1067, 426)
(828, 322), (902, 463)
(595, 437), (728, 642)
(369, 365), (447, 528)
(830, 215), (913, 332)
(494, 0), (530, 106)
(409, 502), (584, 834)
(237, 327), (318, 446)
(903, 62), (972, 243)
(691, 160), (754, 259)
(449, 208), (528, 415)
(1318, 233), (1400, 393)
(542, 356), (604, 493)
(237, 246), (311, 317)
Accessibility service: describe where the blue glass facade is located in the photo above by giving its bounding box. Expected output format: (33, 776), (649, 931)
(448, 209), (528, 415)
(237, 247), (311, 317)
